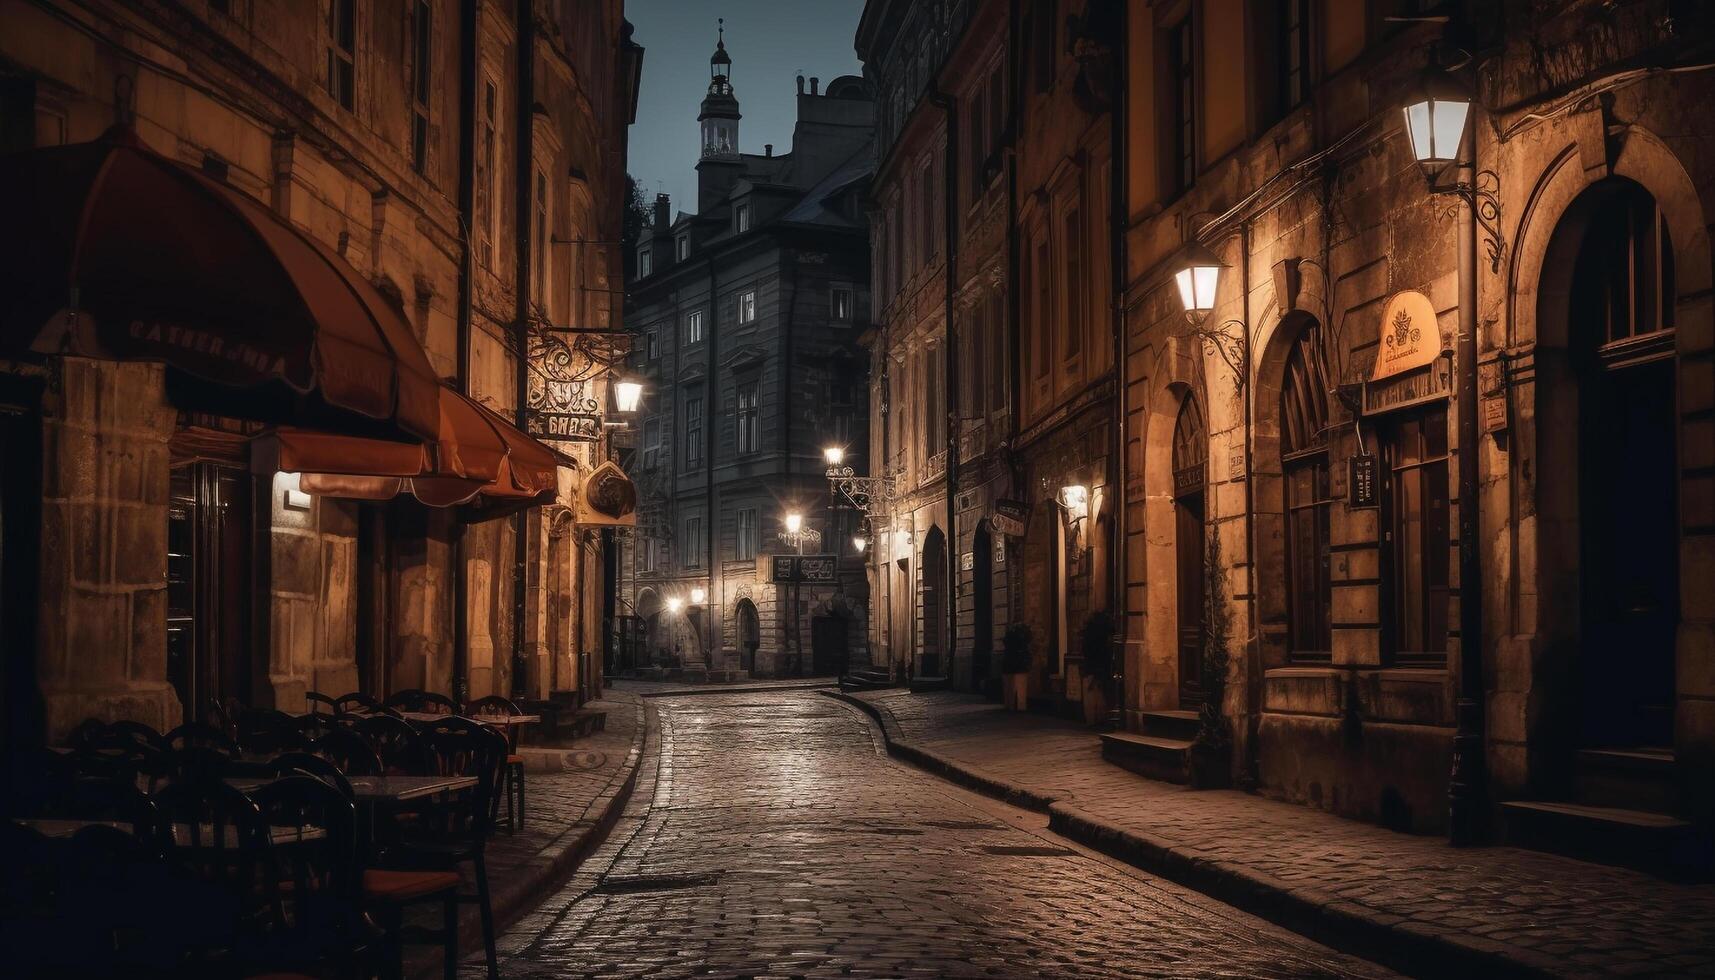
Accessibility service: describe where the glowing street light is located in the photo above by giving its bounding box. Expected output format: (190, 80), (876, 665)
(823, 446), (845, 467)
(1173, 242), (1226, 320)
(853, 536), (867, 554)
(614, 378), (644, 414)
(1402, 68), (1471, 169)
(1059, 484), (1089, 515)
(784, 512), (804, 535)
(665, 596), (684, 615)
(690, 587), (707, 605)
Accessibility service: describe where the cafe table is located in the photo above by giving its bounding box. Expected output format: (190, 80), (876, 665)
(13, 817), (326, 847)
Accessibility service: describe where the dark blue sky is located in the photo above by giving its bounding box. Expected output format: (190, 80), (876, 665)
(627, 1), (864, 216)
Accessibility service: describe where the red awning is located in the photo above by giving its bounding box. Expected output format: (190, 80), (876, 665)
(0, 127), (440, 442)
(255, 386), (559, 521)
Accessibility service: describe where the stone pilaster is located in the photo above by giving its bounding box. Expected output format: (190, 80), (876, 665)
(37, 357), (180, 741)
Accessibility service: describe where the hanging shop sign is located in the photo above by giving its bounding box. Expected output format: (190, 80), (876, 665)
(1371, 290), (1444, 381)
(991, 499), (1030, 537)
(1363, 353), (1453, 416)
(1348, 454), (1379, 509)
(771, 555), (839, 584)
(527, 410), (602, 442)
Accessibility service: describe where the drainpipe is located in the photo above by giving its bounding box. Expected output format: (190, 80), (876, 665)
(929, 86), (959, 682)
(1107, 0), (1128, 722)
(511, 5), (536, 700)
(1005, 0), (1023, 629)
(1449, 116), (1486, 844)
(1239, 220), (1261, 791)
(451, 0), (478, 703)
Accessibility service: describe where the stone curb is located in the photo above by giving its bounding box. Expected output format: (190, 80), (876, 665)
(627, 679), (839, 698)
(412, 693), (649, 979)
(822, 689), (1557, 980)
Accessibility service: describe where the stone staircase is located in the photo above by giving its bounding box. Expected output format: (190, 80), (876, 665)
(840, 666), (894, 691)
(1100, 708), (1198, 785)
(1500, 747), (1710, 879)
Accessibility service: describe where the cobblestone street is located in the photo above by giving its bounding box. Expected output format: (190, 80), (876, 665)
(474, 692), (1391, 978)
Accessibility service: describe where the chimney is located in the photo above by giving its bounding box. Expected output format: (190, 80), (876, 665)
(796, 74), (805, 95)
(809, 77), (819, 96)
(653, 193), (671, 230)
(765, 144), (773, 157)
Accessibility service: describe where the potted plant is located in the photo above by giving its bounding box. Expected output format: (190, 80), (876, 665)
(1079, 610), (1117, 726)
(1190, 532), (1233, 788)
(1000, 623), (1033, 711)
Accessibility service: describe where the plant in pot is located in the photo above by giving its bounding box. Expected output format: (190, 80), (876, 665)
(1000, 623), (1033, 712)
(1191, 531), (1233, 788)
(1079, 609), (1118, 726)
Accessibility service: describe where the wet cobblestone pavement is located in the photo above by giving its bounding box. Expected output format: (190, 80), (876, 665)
(472, 692), (1392, 978)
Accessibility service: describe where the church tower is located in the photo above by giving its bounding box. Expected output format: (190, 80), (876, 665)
(696, 20), (745, 211)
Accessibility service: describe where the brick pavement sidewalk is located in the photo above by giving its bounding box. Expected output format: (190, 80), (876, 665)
(832, 688), (1715, 979)
(406, 691), (647, 978)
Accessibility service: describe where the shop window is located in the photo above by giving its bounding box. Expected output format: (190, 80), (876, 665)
(1280, 321), (1332, 662)
(1383, 405), (1450, 666)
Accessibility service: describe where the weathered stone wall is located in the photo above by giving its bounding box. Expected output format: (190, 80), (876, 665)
(36, 358), (179, 741)
(265, 487), (359, 711)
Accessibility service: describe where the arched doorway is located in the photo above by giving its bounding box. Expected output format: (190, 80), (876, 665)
(1555, 179), (1679, 749)
(971, 521), (994, 689)
(920, 526), (948, 677)
(736, 597), (760, 673)
(1172, 394), (1207, 707)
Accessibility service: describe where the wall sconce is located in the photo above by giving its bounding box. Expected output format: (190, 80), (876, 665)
(1402, 67), (1471, 171)
(690, 587), (707, 605)
(1059, 484), (1089, 519)
(1173, 243), (1226, 321)
(666, 596), (685, 615)
(853, 536), (867, 554)
(279, 471), (312, 511)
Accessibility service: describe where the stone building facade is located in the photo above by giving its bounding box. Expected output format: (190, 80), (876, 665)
(621, 35), (873, 680)
(861, 0), (1715, 855)
(0, 0), (639, 746)
(1114, 0), (1715, 843)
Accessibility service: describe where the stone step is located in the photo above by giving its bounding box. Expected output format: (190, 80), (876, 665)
(1575, 746), (1679, 813)
(908, 675), (951, 693)
(1500, 800), (1710, 880)
(1100, 731), (1193, 785)
(1140, 709), (1201, 741)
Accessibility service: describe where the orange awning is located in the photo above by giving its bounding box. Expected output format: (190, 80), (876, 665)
(0, 127), (440, 442)
(256, 386), (559, 520)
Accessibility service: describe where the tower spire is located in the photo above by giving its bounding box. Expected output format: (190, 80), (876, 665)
(700, 19), (740, 160)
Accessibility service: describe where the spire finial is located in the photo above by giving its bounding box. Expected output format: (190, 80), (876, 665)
(718, 18), (724, 45)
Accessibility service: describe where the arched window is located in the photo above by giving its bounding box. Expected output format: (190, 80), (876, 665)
(1171, 394), (1206, 499)
(1280, 320), (1332, 661)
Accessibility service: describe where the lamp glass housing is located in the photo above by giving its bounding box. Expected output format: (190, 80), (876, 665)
(690, 588), (707, 605)
(1060, 484), (1089, 513)
(666, 597), (684, 614)
(784, 513), (804, 534)
(1172, 243), (1225, 315)
(823, 446), (845, 467)
(1402, 72), (1470, 165)
(614, 380), (644, 413)
(853, 536), (867, 553)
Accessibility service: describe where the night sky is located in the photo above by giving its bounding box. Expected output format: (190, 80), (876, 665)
(627, 0), (865, 217)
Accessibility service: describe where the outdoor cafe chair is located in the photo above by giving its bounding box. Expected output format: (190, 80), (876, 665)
(312, 729), (384, 778)
(384, 688), (460, 715)
(466, 695), (528, 832)
(165, 721), (241, 757)
(304, 690), (340, 716)
(355, 714), (434, 775)
(270, 751), (356, 800)
(152, 777), (278, 966)
(381, 715), (508, 979)
(334, 691), (383, 715)
(237, 707), (313, 757)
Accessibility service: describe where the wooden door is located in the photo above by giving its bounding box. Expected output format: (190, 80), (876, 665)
(167, 463), (254, 719)
(1172, 395), (1208, 707)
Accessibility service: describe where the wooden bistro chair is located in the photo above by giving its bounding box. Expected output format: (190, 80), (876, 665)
(383, 689), (460, 716)
(334, 692), (384, 716)
(466, 695), (528, 832)
(381, 716), (507, 979)
(311, 728), (384, 778)
(304, 690), (340, 716)
(152, 777), (279, 969)
(355, 715), (433, 775)
(236, 708), (312, 757)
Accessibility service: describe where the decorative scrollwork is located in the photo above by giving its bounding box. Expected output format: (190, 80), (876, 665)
(1433, 169), (1507, 274)
(825, 464), (901, 515)
(1188, 318), (1249, 391)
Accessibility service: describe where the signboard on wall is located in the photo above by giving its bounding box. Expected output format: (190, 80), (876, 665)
(527, 410), (602, 442)
(771, 555), (838, 583)
(1371, 291), (1444, 381)
(1349, 454), (1379, 509)
(1363, 354), (1453, 416)
(991, 499), (1030, 537)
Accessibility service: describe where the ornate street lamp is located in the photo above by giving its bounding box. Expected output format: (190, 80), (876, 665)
(823, 446), (845, 467)
(1402, 68), (1471, 170)
(613, 378), (644, 414)
(665, 596), (684, 615)
(1172, 242), (1227, 321)
(852, 536), (867, 554)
